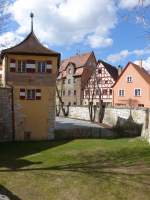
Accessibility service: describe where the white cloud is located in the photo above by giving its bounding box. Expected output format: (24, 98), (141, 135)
(1, 0), (117, 49)
(0, 32), (23, 51)
(134, 57), (150, 72)
(106, 48), (150, 63)
(88, 36), (113, 48)
(119, 0), (150, 9)
(106, 50), (130, 63)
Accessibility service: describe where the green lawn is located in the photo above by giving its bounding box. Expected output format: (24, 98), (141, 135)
(0, 138), (150, 200)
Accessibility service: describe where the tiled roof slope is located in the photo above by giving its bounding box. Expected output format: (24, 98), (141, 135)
(131, 62), (150, 84)
(60, 52), (92, 72)
(113, 62), (150, 87)
(1, 31), (60, 57)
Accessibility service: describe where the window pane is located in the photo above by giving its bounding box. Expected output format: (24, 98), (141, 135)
(27, 89), (36, 100)
(38, 62), (41, 72)
(42, 62), (46, 72)
(22, 61), (26, 72)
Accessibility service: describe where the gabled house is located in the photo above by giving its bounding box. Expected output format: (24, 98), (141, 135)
(57, 52), (97, 106)
(113, 62), (150, 108)
(83, 60), (118, 106)
(0, 14), (60, 140)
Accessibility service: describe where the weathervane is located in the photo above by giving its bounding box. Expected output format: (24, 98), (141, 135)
(30, 12), (34, 32)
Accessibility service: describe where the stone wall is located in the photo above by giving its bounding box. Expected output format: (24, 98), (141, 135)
(0, 87), (13, 141)
(65, 106), (150, 141)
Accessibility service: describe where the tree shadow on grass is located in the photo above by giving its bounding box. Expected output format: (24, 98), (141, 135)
(0, 140), (70, 170)
(0, 185), (21, 200)
(0, 144), (149, 187)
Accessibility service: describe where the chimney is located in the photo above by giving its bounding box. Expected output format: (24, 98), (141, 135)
(139, 59), (143, 68)
(117, 65), (122, 76)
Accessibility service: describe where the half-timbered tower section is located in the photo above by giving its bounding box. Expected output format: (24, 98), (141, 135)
(57, 52), (97, 106)
(83, 60), (118, 106)
(0, 15), (60, 140)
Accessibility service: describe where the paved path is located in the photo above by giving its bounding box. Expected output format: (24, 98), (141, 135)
(55, 117), (114, 139)
(55, 117), (102, 130)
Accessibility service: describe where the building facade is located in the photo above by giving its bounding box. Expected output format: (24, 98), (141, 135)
(83, 60), (118, 106)
(113, 62), (150, 108)
(57, 52), (97, 106)
(0, 17), (60, 140)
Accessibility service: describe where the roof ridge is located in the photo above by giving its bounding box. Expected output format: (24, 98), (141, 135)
(62, 51), (92, 61)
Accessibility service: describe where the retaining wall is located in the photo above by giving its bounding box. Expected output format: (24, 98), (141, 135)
(61, 106), (150, 141)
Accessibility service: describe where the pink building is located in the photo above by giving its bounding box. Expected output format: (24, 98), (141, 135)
(113, 62), (150, 108)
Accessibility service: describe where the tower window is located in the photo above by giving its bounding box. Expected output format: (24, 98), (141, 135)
(27, 89), (36, 100)
(18, 61), (26, 73)
(38, 62), (46, 73)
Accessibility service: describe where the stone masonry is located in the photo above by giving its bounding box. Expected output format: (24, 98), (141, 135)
(64, 106), (150, 142)
(0, 87), (13, 141)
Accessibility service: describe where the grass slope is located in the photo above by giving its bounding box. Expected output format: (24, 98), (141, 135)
(0, 138), (150, 200)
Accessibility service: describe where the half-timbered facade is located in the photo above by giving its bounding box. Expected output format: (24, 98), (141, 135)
(83, 60), (118, 106)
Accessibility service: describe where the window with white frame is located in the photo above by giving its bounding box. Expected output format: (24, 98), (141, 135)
(20, 88), (41, 100)
(38, 62), (46, 73)
(27, 89), (36, 100)
(119, 89), (125, 96)
(68, 79), (71, 84)
(127, 76), (132, 83)
(134, 89), (141, 96)
(68, 90), (71, 96)
(68, 68), (71, 74)
(18, 61), (26, 73)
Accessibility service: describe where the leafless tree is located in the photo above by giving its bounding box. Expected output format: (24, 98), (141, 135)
(85, 69), (104, 123)
(56, 77), (70, 117)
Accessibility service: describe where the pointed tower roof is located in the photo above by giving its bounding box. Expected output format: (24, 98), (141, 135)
(1, 13), (60, 58)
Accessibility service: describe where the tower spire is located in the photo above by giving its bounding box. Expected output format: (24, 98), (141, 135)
(30, 12), (34, 32)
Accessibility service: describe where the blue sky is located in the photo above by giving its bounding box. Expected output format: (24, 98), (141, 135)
(0, 0), (150, 70)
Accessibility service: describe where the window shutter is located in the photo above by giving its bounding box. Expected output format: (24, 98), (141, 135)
(46, 69), (52, 73)
(26, 60), (35, 73)
(10, 59), (16, 72)
(46, 61), (52, 73)
(20, 88), (26, 100)
(36, 89), (41, 100)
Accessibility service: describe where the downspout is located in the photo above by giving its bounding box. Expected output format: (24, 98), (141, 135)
(5, 55), (15, 141)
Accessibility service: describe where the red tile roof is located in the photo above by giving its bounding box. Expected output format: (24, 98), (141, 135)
(74, 67), (84, 76)
(59, 52), (92, 72)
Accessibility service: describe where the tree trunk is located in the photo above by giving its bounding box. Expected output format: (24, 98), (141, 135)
(56, 86), (69, 117)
